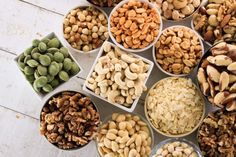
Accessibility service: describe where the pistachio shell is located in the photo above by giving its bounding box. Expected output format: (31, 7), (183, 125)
(50, 79), (59, 87)
(38, 42), (47, 52)
(54, 52), (64, 63)
(70, 62), (80, 75)
(39, 55), (51, 66)
(60, 47), (69, 58)
(46, 75), (54, 82)
(47, 38), (60, 48)
(24, 55), (31, 64)
(41, 37), (50, 44)
(47, 48), (59, 54)
(26, 59), (39, 67)
(18, 62), (26, 71)
(37, 65), (47, 76)
(34, 70), (40, 79)
(24, 47), (33, 56)
(63, 58), (72, 72)
(25, 74), (35, 83)
(33, 81), (41, 93)
(32, 39), (40, 47)
(24, 66), (34, 75)
(34, 76), (48, 88)
(59, 71), (69, 81)
(32, 52), (41, 60)
(49, 61), (60, 76)
(42, 84), (53, 93)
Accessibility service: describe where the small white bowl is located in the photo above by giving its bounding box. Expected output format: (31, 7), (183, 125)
(152, 25), (205, 77)
(61, 5), (109, 54)
(108, 0), (163, 53)
(83, 41), (154, 112)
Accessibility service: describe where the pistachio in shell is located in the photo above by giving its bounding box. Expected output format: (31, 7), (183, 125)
(54, 52), (64, 63)
(42, 84), (53, 93)
(47, 38), (60, 48)
(32, 52), (41, 60)
(27, 59), (39, 68)
(47, 75), (54, 82)
(37, 65), (47, 76)
(39, 55), (51, 66)
(49, 61), (60, 76)
(18, 62), (26, 71)
(38, 42), (47, 53)
(34, 70), (40, 79)
(60, 47), (69, 58)
(70, 62), (80, 75)
(47, 48), (59, 54)
(59, 71), (69, 81)
(24, 66), (34, 75)
(50, 79), (59, 87)
(24, 47), (33, 56)
(34, 76), (48, 88)
(41, 37), (50, 44)
(24, 55), (31, 64)
(63, 58), (72, 72)
(25, 75), (35, 83)
(32, 39), (40, 47)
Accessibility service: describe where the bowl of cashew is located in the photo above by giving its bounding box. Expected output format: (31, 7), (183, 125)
(83, 41), (154, 112)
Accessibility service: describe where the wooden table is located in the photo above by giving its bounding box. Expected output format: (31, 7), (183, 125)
(0, 0), (217, 156)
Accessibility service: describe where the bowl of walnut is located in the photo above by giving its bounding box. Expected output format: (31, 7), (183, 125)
(153, 26), (204, 76)
(197, 41), (236, 111)
(39, 90), (100, 150)
(62, 5), (109, 54)
(144, 77), (205, 137)
(108, 0), (162, 52)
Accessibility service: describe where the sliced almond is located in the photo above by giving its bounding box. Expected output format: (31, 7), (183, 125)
(219, 72), (229, 91)
(227, 62), (236, 71)
(213, 92), (229, 107)
(229, 74), (236, 84)
(213, 55), (232, 66)
(206, 65), (220, 83)
(226, 100), (236, 111)
(207, 77), (215, 97)
(229, 82), (236, 93)
(197, 68), (207, 84)
(222, 93), (236, 104)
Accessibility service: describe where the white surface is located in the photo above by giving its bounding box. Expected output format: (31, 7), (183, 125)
(0, 0), (216, 157)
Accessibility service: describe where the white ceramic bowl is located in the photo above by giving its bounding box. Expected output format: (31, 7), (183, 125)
(152, 25), (205, 77)
(14, 32), (83, 99)
(108, 0), (163, 53)
(61, 5), (109, 54)
(83, 41), (154, 112)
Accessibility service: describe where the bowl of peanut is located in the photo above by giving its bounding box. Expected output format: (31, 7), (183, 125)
(153, 25), (204, 76)
(108, 0), (163, 53)
(62, 5), (109, 54)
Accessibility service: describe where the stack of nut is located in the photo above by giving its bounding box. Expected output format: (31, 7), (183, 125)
(150, 0), (201, 20)
(198, 109), (236, 157)
(193, 0), (236, 45)
(197, 42), (236, 111)
(85, 42), (150, 108)
(110, 0), (161, 50)
(97, 113), (152, 157)
(155, 26), (202, 75)
(63, 6), (109, 52)
(40, 91), (100, 149)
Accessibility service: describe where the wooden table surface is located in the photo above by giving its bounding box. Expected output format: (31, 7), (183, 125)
(0, 0), (217, 156)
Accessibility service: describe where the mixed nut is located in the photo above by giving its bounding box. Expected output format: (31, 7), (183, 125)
(150, 0), (201, 20)
(197, 42), (236, 111)
(97, 113), (152, 157)
(85, 42), (151, 108)
(87, 0), (123, 7)
(17, 35), (80, 94)
(63, 6), (109, 52)
(40, 91), (100, 149)
(155, 26), (202, 75)
(193, 0), (236, 45)
(145, 77), (204, 136)
(110, 0), (161, 50)
(198, 109), (236, 157)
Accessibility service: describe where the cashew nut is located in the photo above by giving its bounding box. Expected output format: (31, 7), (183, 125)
(98, 56), (110, 64)
(86, 81), (97, 91)
(95, 62), (110, 75)
(126, 95), (134, 104)
(115, 46), (125, 56)
(115, 63), (122, 71)
(103, 42), (112, 52)
(121, 54), (137, 63)
(130, 63), (141, 73)
(125, 67), (138, 80)
(114, 72), (126, 89)
(108, 90), (120, 103)
(115, 96), (125, 104)
(95, 74), (105, 82)
(107, 50), (116, 59)
(125, 78), (135, 88)
(98, 80), (108, 87)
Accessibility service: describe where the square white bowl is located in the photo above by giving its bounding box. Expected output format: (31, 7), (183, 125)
(83, 41), (154, 112)
(14, 32), (83, 99)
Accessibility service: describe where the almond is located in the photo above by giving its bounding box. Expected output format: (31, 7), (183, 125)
(220, 14), (231, 27)
(227, 62), (236, 71)
(213, 55), (232, 66)
(206, 65), (220, 83)
(219, 72), (229, 91)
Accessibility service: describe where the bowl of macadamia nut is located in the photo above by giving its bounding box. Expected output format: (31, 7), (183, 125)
(153, 25), (204, 76)
(149, 0), (202, 21)
(40, 90), (100, 150)
(197, 41), (236, 111)
(62, 6), (109, 54)
(150, 138), (203, 157)
(108, 0), (162, 52)
(192, 0), (236, 46)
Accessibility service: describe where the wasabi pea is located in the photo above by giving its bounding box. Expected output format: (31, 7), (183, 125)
(18, 62), (26, 71)
(24, 47), (33, 56)
(27, 59), (39, 67)
(50, 79), (59, 87)
(47, 75), (54, 82)
(60, 47), (69, 58)
(34, 70), (40, 79)
(59, 71), (69, 81)
(32, 39), (40, 47)
(54, 52), (64, 63)
(63, 58), (72, 72)
(25, 75), (35, 83)
(47, 48), (59, 54)
(46, 53), (54, 61)
(24, 55), (31, 63)
(37, 65), (47, 76)
(24, 66), (34, 75)
(42, 84), (53, 93)
(47, 38), (60, 48)
(49, 61), (60, 76)
(32, 52), (41, 60)
(41, 37), (50, 44)
(38, 42), (47, 52)
(34, 76), (47, 88)
(70, 62), (80, 75)
(39, 55), (51, 66)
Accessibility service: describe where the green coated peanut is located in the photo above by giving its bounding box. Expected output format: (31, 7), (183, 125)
(31, 47), (39, 55)
(58, 63), (63, 71)
(25, 74), (35, 83)
(24, 55), (31, 64)
(24, 66), (34, 75)
(34, 76), (48, 88)
(49, 61), (60, 76)
(59, 71), (69, 81)
(47, 38), (60, 48)
(18, 62), (26, 71)
(33, 81), (41, 93)
(39, 55), (51, 66)
(54, 52), (64, 63)
(34, 70), (40, 79)
(18, 54), (25, 63)
(41, 37), (50, 44)
(32, 52), (41, 60)
(63, 58), (72, 72)
(42, 84), (53, 93)
(60, 47), (69, 58)
(24, 47), (33, 56)
(46, 75), (54, 82)
(37, 65), (47, 76)
(50, 79), (59, 87)
(38, 42), (47, 53)
(27, 59), (39, 68)
(32, 39), (40, 47)
(70, 62), (80, 75)
(47, 48), (59, 54)
(46, 53), (54, 61)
